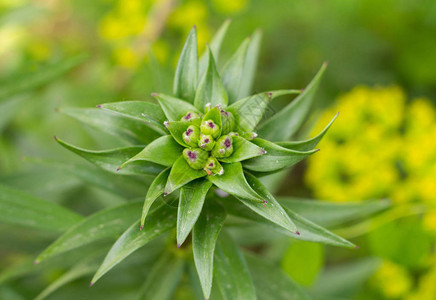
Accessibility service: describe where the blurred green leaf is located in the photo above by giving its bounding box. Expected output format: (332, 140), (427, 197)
(60, 107), (161, 145)
(55, 138), (164, 176)
(174, 27), (198, 103)
(258, 63), (327, 141)
(164, 156), (207, 195)
(177, 179), (213, 246)
(238, 29), (262, 99)
(207, 162), (263, 203)
(193, 200), (227, 299)
(218, 136), (265, 163)
(246, 254), (310, 300)
(214, 230), (256, 300)
(35, 201), (142, 263)
(98, 101), (167, 135)
(243, 138), (318, 173)
(91, 204), (177, 285)
(154, 93), (201, 121)
(0, 185), (82, 232)
(195, 48), (228, 109)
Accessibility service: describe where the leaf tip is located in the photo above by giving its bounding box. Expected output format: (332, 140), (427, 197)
(116, 166), (121, 172)
(89, 282), (94, 287)
(177, 243), (181, 249)
(53, 135), (58, 141)
(140, 224), (143, 231)
(323, 61), (329, 67)
(33, 260), (39, 265)
(296, 230), (301, 236)
(164, 191), (169, 197)
(96, 104), (102, 108)
(151, 92), (160, 97)
(354, 245), (360, 250)
(164, 121), (169, 128)
(260, 148), (267, 155)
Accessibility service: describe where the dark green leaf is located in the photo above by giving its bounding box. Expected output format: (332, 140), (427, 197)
(194, 48), (228, 110)
(165, 156), (207, 195)
(258, 63), (327, 141)
(154, 93), (201, 121)
(207, 162), (263, 203)
(177, 179), (213, 246)
(215, 230), (256, 300)
(55, 138), (164, 176)
(166, 121), (192, 147)
(0, 185), (82, 232)
(276, 113), (338, 151)
(98, 101), (167, 135)
(219, 136), (265, 163)
(60, 107), (161, 145)
(35, 201), (142, 263)
(174, 26), (198, 103)
(243, 138), (318, 173)
(121, 136), (183, 168)
(238, 29), (262, 100)
(193, 200), (227, 299)
(91, 204), (177, 285)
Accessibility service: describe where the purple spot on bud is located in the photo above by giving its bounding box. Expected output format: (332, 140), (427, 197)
(263, 200), (268, 204)
(140, 225), (143, 231)
(164, 192), (168, 197)
(184, 113), (192, 120)
(221, 110), (229, 116)
(188, 151), (197, 160)
(208, 122), (215, 128)
(186, 128), (193, 136)
(267, 92), (273, 98)
(224, 138), (231, 148)
(209, 163), (214, 167)
(260, 148), (267, 155)
(296, 231), (300, 236)
(204, 138), (210, 143)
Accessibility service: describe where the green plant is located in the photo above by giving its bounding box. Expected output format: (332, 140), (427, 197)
(0, 22), (389, 300)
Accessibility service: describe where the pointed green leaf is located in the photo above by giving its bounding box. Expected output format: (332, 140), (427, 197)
(174, 27), (198, 103)
(193, 200), (227, 299)
(227, 90), (301, 133)
(140, 168), (171, 229)
(202, 105), (222, 128)
(55, 138), (164, 176)
(120, 136), (183, 168)
(137, 252), (185, 300)
(276, 113), (338, 151)
(177, 179), (213, 246)
(214, 230), (257, 300)
(165, 156), (207, 196)
(35, 201), (142, 263)
(238, 29), (262, 100)
(207, 162), (263, 203)
(243, 138), (319, 173)
(242, 173), (297, 234)
(246, 254), (310, 300)
(219, 136), (265, 163)
(60, 108), (161, 145)
(221, 38), (250, 103)
(91, 205), (177, 285)
(154, 93), (201, 121)
(195, 48), (228, 110)
(199, 19), (231, 77)
(166, 121), (191, 147)
(98, 101), (167, 135)
(0, 185), (82, 232)
(258, 63), (327, 141)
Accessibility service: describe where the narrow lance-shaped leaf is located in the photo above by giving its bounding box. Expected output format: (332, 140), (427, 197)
(140, 168), (171, 230)
(243, 138), (319, 173)
(207, 162), (263, 203)
(199, 19), (231, 77)
(35, 201), (143, 263)
(218, 136), (266, 163)
(0, 185), (82, 233)
(276, 112), (339, 151)
(166, 121), (192, 147)
(174, 26), (198, 103)
(238, 29), (262, 100)
(154, 93), (201, 121)
(193, 200), (227, 299)
(227, 90), (301, 134)
(258, 62), (327, 141)
(91, 205), (177, 285)
(165, 156), (207, 196)
(98, 101), (167, 135)
(60, 107), (161, 145)
(214, 230), (257, 300)
(194, 48), (228, 110)
(55, 138), (164, 176)
(120, 136), (183, 169)
(177, 179), (213, 246)
(221, 38), (250, 103)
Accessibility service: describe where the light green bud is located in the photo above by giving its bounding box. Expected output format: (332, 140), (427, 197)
(200, 120), (220, 139)
(181, 111), (201, 126)
(220, 110), (235, 134)
(198, 134), (215, 151)
(211, 135), (233, 158)
(182, 125), (200, 147)
(183, 148), (209, 170)
(204, 157), (224, 176)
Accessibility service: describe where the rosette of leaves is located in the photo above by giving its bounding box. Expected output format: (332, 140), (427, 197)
(19, 23), (389, 300)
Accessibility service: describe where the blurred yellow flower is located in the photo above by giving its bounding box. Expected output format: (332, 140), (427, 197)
(371, 260), (412, 298)
(211, 0), (248, 14)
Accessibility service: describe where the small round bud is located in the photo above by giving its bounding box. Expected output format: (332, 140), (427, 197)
(204, 157), (224, 176)
(212, 135), (233, 158)
(200, 120), (220, 139)
(183, 148), (208, 170)
(181, 111), (201, 126)
(198, 134), (215, 151)
(183, 125), (200, 147)
(220, 110), (235, 134)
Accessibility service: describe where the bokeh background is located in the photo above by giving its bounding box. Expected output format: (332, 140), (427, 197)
(1, 0), (436, 299)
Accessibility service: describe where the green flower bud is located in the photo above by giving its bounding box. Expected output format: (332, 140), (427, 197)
(181, 111), (201, 126)
(200, 120), (220, 139)
(211, 135), (233, 158)
(182, 125), (200, 147)
(228, 132), (239, 137)
(183, 148), (209, 170)
(198, 134), (215, 151)
(220, 109), (235, 134)
(241, 132), (258, 140)
(204, 157), (224, 176)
